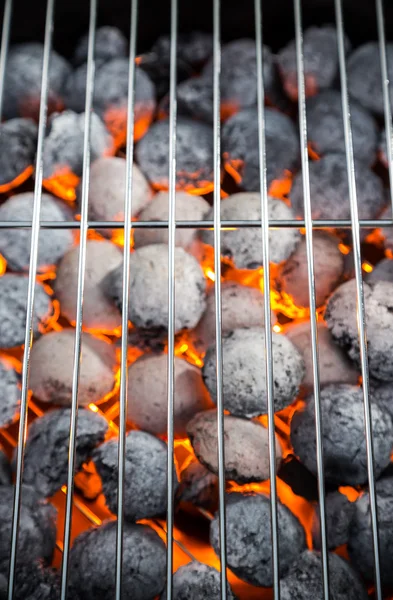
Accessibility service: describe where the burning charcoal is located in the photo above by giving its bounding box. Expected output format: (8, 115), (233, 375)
(381, 205), (393, 253)
(73, 26), (127, 66)
(3, 43), (71, 121)
(203, 327), (305, 418)
(280, 550), (368, 600)
(18, 407), (108, 498)
(325, 279), (393, 381)
(291, 384), (393, 486)
(0, 119), (37, 193)
(306, 90), (378, 165)
(0, 360), (20, 428)
(136, 117), (214, 194)
(373, 381), (393, 421)
(42, 110), (113, 201)
(127, 353), (210, 438)
(68, 521), (166, 599)
(105, 244), (206, 333)
(29, 329), (117, 406)
(0, 449), (11, 486)
(177, 457), (218, 511)
(159, 76), (214, 124)
(379, 126), (393, 169)
(222, 107), (299, 192)
(201, 193), (300, 269)
(366, 258), (393, 284)
(311, 491), (356, 550)
(276, 232), (344, 308)
(0, 192), (74, 273)
(277, 26), (349, 101)
(160, 561), (236, 600)
(9, 561), (60, 600)
(290, 153), (385, 221)
(285, 320), (359, 394)
(210, 492), (306, 586)
(93, 430), (177, 521)
(134, 191), (209, 251)
(55, 240), (122, 333)
(348, 42), (393, 116)
(187, 410), (282, 484)
(0, 275), (52, 349)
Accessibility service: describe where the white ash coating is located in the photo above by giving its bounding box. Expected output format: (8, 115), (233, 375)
(3, 42), (71, 121)
(0, 449), (11, 486)
(68, 521), (166, 600)
(136, 117), (214, 193)
(55, 240), (122, 332)
(290, 153), (385, 220)
(134, 191), (209, 251)
(177, 458), (218, 510)
(0, 275), (52, 349)
(105, 244), (206, 333)
(93, 430), (178, 521)
(73, 26), (127, 66)
(325, 278), (393, 381)
(311, 491), (356, 550)
(201, 193), (300, 269)
(210, 492), (306, 587)
(7, 561), (60, 600)
(366, 258), (393, 284)
(18, 407), (108, 498)
(276, 231), (344, 308)
(306, 90), (378, 165)
(0, 118), (37, 188)
(203, 327), (305, 418)
(160, 562), (236, 600)
(29, 329), (117, 406)
(0, 192), (74, 272)
(290, 384), (393, 485)
(348, 42), (393, 115)
(127, 353), (210, 438)
(0, 360), (20, 428)
(187, 409), (282, 484)
(280, 550), (368, 600)
(285, 320), (359, 394)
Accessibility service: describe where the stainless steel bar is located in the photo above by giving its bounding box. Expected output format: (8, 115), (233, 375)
(7, 0), (55, 597)
(335, 1), (382, 598)
(294, 1), (330, 597)
(59, 0), (97, 596)
(0, 0), (12, 120)
(254, 1), (280, 597)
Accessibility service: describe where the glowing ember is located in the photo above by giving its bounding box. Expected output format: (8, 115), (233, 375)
(338, 486), (361, 503)
(0, 165), (34, 193)
(43, 167), (80, 202)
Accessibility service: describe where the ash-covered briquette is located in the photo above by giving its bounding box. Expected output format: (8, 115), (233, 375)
(290, 153), (385, 221)
(55, 240), (122, 333)
(222, 107), (299, 191)
(373, 381), (393, 421)
(187, 410), (282, 484)
(105, 244), (206, 333)
(68, 521), (166, 600)
(18, 407), (108, 498)
(159, 76), (214, 124)
(3, 43), (71, 121)
(366, 258), (393, 284)
(0, 449), (11, 486)
(176, 458), (218, 511)
(275, 231), (344, 308)
(203, 327), (305, 418)
(0, 275), (52, 349)
(160, 562), (236, 600)
(134, 191), (209, 251)
(29, 329), (117, 406)
(201, 193), (300, 269)
(277, 26), (350, 101)
(210, 492), (306, 587)
(290, 384), (393, 486)
(379, 126), (393, 169)
(311, 491), (356, 550)
(127, 353), (210, 438)
(0, 119), (37, 191)
(0, 192), (74, 273)
(348, 42), (393, 116)
(306, 90), (378, 165)
(280, 550), (368, 600)
(325, 278), (393, 381)
(93, 430), (177, 521)
(0, 360), (20, 429)
(0, 561), (60, 600)
(73, 26), (127, 66)
(136, 117), (214, 193)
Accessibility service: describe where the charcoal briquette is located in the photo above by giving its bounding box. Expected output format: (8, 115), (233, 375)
(1, 561), (60, 600)
(176, 457), (218, 511)
(0, 359), (20, 429)
(311, 491), (356, 550)
(0, 118), (37, 192)
(379, 126), (393, 169)
(210, 492), (306, 587)
(73, 26), (127, 66)
(68, 521), (166, 600)
(373, 381), (393, 421)
(381, 205), (393, 254)
(203, 327), (305, 418)
(160, 561), (236, 600)
(366, 258), (393, 284)
(0, 448), (11, 486)
(159, 76), (214, 124)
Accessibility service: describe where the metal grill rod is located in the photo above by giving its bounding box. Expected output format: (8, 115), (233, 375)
(0, 0), (12, 120)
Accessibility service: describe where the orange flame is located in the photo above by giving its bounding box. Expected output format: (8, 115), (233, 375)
(0, 165), (34, 194)
(338, 486), (361, 502)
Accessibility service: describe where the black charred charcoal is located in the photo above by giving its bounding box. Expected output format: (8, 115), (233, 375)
(311, 491), (356, 550)
(160, 561), (236, 600)
(0, 448), (11, 487)
(1, 561), (60, 600)
(0, 275), (52, 349)
(17, 407), (108, 498)
(68, 521), (166, 600)
(0, 119), (37, 192)
(290, 384), (393, 486)
(210, 492), (306, 587)
(373, 381), (393, 421)
(176, 458), (218, 512)
(0, 360), (20, 429)
(73, 26), (127, 66)
(366, 258), (393, 284)
(306, 90), (378, 165)
(202, 327), (305, 418)
(3, 43), (71, 121)
(159, 76), (214, 124)
(136, 117), (214, 193)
